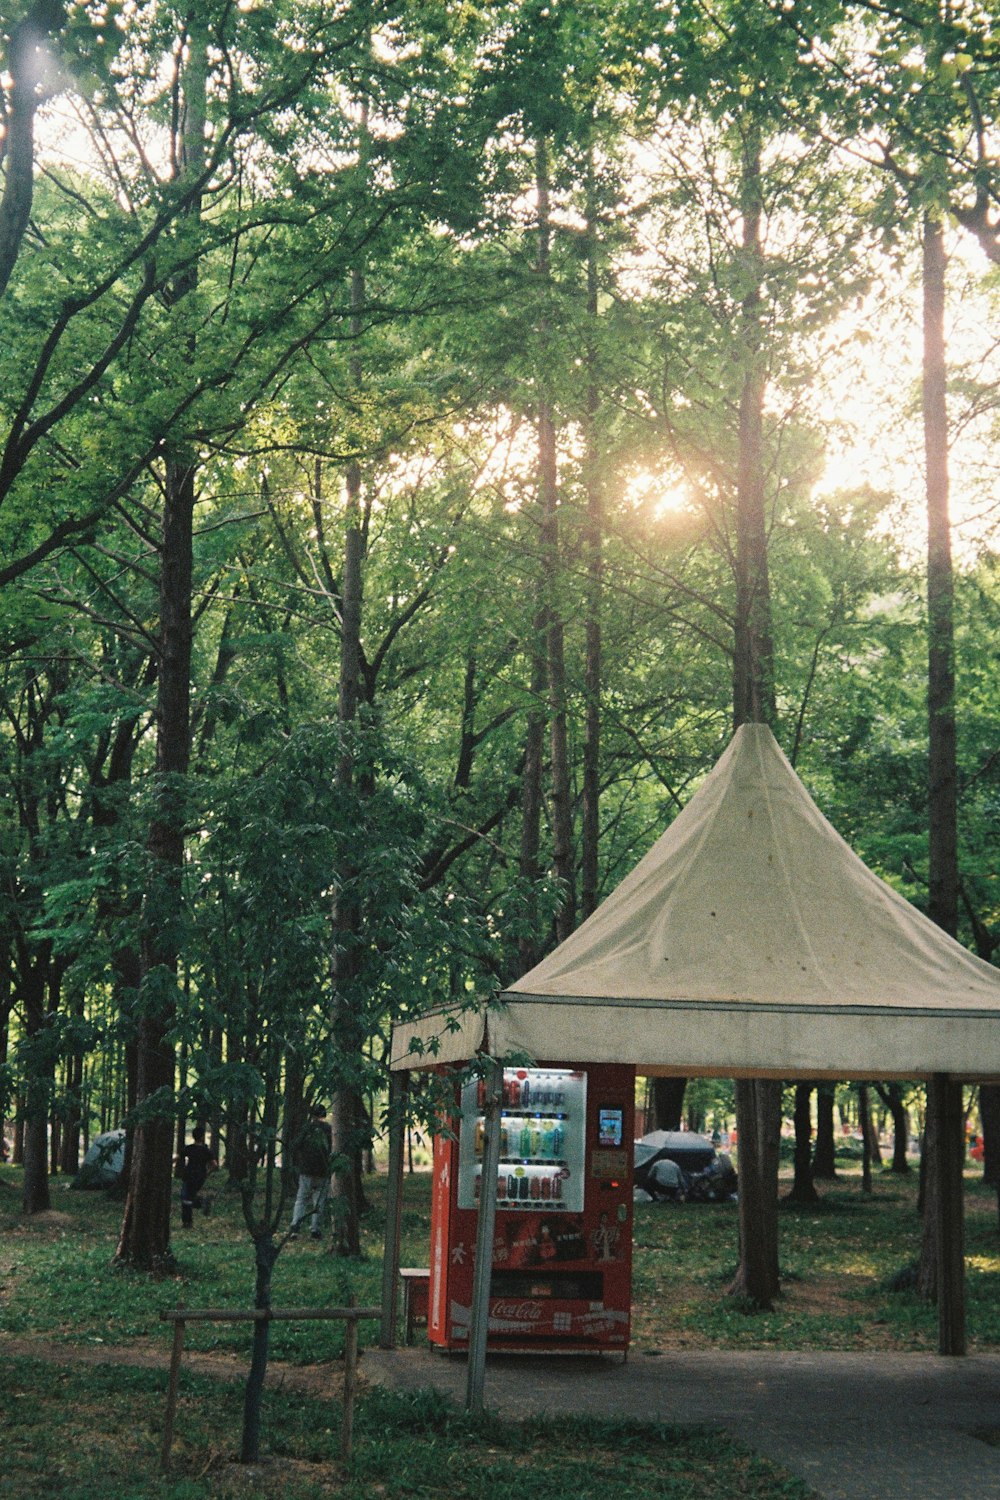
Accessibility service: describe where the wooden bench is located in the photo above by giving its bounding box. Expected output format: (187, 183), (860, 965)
(399, 1267), (430, 1344)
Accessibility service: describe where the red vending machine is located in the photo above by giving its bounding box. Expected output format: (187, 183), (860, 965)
(428, 1062), (635, 1353)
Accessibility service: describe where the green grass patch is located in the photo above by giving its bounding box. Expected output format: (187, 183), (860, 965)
(631, 1170), (1000, 1352)
(0, 1357), (815, 1500)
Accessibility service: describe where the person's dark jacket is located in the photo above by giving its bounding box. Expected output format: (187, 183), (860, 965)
(293, 1117), (332, 1177)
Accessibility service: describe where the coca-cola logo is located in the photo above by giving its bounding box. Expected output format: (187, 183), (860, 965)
(491, 1300), (543, 1321)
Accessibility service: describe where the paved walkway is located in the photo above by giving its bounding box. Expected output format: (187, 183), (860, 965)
(364, 1345), (1000, 1499)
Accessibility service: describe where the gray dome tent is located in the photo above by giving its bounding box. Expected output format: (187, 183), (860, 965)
(71, 1129), (125, 1189)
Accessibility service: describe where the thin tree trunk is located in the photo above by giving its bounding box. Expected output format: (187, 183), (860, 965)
(240, 1232), (278, 1462)
(859, 1083), (873, 1194)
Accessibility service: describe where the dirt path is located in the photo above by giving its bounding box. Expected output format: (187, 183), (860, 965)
(0, 1330), (352, 1397)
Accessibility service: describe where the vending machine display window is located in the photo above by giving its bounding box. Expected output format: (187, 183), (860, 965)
(457, 1067), (587, 1214)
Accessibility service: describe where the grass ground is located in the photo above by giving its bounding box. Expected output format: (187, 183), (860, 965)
(1, 1157), (998, 1497)
(0, 1356), (811, 1500)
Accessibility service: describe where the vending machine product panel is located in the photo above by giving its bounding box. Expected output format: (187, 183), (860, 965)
(457, 1066), (586, 1213)
(428, 1061), (634, 1354)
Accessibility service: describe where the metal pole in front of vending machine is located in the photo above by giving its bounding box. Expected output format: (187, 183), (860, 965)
(466, 1055), (502, 1412)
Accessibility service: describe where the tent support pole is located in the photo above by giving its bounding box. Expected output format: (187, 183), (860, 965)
(932, 1072), (966, 1356)
(466, 1056), (502, 1413)
(379, 1070), (408, 1349)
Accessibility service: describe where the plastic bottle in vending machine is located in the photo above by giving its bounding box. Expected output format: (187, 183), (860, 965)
(551, 1123), (563, 1158)
(530, 1118), (543, 1154)
(540, 1173), (551, 1199)
(520, 1076), (530, 1108)
(530, 1173), (541, 1199)
(519, 1175), (530, 1200)
(519, 1121), (532, 1157)
(508, 1076), (520, 1108)
(551, 1173), (562, 1200)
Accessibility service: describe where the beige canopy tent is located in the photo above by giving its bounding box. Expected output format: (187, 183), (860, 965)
(392, 723), (1000, 1079)
(382, 723), (1000, 1399)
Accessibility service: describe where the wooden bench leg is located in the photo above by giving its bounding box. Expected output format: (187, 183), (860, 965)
(403, 1278), (414, 1345)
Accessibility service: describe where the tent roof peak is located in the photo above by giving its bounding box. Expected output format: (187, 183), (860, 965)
(392, 726), (1000, 1079)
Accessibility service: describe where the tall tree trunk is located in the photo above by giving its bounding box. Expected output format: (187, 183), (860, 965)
(0, 3), (66, 298)
(652, 1078), (686, 1132)
(114, 453), (195, 1270)
(876, 1083), (911, 1174)
(535, 135), (575, 944)
(330, 140), (369, 1252)
(518, 643), (546, 975)
(859, 1082), (881, 1167)
(729, 1077), (781, 1306)
(786, 1083), (819, 1203)
(59, 1048), (83, 1176)
(859, 1083), (873, 1194)
(580, 140), (602, 923)
(732, 120), (776, 734)
(924, 221), (959, 941)
(813, 1083), (838, 1178)
(729, 119), (780, 1310)
(115, 21), (206, 1271)
(918, 213), (961, 1303)
(20, 958), (52, 1214)
(980, 1085), (1000, 1187)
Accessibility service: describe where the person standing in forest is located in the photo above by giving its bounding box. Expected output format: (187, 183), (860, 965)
(290, 1104), (332, 1241)
(176, 1124), (216, 1228)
